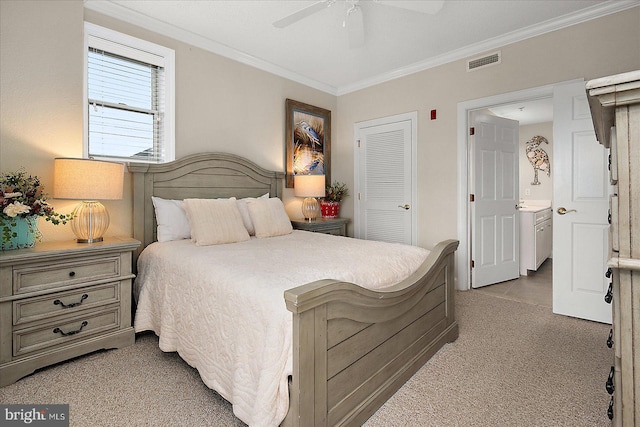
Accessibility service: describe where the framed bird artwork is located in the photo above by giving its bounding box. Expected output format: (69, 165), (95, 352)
(525, 135), (551, 185)
(285, 99), (331, 188)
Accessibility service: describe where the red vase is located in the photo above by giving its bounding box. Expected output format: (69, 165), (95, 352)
(320, 201), (340, 218)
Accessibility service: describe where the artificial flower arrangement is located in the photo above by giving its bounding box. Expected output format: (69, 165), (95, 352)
(320, 181), (349, 219)
(323, 181), (349, 203)
(1, 169), (73, 247)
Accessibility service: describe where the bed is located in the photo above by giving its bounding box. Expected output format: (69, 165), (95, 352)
(129, 152), (459, 427)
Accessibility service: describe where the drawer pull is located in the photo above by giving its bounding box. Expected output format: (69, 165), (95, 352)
(607, 396), (614, 420)
(53, 321), (88, 337)
(53, 294), (88, 309)
(68, 271), (76, 277)
(604, 283), (613, 304)
(606, 366), (615, 395)
(607, 329), (613, 348)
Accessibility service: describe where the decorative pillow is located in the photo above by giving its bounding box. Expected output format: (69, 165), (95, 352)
(247, 197), (293, 238)
(182, 197), (250, 246)
(151, 196), (191, 242)
(236, 193), (269, 235)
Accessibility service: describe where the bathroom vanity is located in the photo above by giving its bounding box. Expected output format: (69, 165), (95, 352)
(519, 204), (552, 276)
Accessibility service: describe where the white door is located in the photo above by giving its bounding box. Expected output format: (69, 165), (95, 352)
(472, 114), (520, 288)
(354, 112), (416, 245)
(553, 80), (611, 323)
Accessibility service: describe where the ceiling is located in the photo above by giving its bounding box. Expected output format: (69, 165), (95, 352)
(84, 0), (638, 95)
(489, 98), (554, 126)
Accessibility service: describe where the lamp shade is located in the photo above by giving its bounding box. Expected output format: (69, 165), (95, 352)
(54, 158), (124, 200)
(293, 174), (325, 198)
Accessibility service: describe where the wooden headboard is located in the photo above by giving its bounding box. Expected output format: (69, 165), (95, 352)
(128, 152), (284, 255)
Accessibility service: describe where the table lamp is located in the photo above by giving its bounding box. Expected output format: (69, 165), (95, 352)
(54, 158), (124, 243)
(294, 174), (325, 221)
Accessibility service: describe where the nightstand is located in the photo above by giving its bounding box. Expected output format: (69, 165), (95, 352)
(291, 218), (349, 236)
(0, 237), (140, 386)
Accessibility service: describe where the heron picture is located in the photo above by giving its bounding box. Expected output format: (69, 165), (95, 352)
(285, 99), (331, 188)
(525, 135), (551, 185)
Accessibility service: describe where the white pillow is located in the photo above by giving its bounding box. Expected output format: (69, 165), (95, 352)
(236, 193), (269, 235)
(151, 196), (191, 242)
(247, 197), (293, 238)
(183, 197), (250, 246)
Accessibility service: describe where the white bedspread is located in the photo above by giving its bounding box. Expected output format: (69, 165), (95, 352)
(134, 230), (429, 426)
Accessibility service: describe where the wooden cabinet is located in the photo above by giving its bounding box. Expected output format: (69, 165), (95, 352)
(519, 207), (552, 276)
(587, 70), (640, 426)
(0, 237), (140, 387)
(291, 218), (349, 236)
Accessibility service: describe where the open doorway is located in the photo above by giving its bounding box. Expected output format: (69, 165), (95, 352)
(457, 80), (611, 322)
(471, 98), (554, 306)
(455, 83), (559, 296)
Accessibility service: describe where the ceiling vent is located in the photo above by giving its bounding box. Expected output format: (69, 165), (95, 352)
(467, 51), (501, 72)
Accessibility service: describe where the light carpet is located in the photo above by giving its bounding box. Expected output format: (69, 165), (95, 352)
(0, 291), (612, 426)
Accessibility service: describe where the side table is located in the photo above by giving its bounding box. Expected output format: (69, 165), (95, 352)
(291, 218), (349, 237)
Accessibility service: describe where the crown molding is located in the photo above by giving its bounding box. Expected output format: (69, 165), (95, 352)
(336, 1), (640, 95)
(83, 0), (339, 95)
(84, 0), (638, 97)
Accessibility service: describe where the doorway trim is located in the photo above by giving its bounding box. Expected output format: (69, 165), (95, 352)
(456, 80), (581, 291)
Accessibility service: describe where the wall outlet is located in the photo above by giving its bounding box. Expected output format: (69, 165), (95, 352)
(525, 188), (531, 196)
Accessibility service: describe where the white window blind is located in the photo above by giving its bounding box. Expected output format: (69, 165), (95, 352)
(85, 23), (175, 163)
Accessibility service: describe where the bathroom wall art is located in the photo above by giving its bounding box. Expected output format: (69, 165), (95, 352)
(525, 135), (550, 185)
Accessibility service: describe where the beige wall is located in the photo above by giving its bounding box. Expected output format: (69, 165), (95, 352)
(519, 122), (553, 202)
(1, 1), (639, 252)
(336, 9), (639, 249)
(0, 1), (336, 242)
(1, 0), (85, 242)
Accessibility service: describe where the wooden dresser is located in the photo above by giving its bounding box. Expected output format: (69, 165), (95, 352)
(0, 237), (139, 387)
(586, 70), (640, 426)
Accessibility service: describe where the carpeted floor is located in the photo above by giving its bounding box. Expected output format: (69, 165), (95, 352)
(0, 291), (612, 426)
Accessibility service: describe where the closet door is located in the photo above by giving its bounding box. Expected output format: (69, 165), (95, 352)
(354, 112), (416, 245)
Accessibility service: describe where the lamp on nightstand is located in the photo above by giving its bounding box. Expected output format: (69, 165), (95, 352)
(294, 174), (325, 221)
(54, 158), (124, 243)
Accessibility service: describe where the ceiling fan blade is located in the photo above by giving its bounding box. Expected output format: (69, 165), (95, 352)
(347, 6), (364, 48)
(375, 0), (444, 14)
(273, 1), (334, 28)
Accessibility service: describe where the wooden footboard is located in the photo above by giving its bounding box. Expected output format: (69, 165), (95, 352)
(283, 239), (459, 427)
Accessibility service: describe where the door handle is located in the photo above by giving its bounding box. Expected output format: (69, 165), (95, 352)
(398, 204), (410, 210)
(557, 207), (577, 215)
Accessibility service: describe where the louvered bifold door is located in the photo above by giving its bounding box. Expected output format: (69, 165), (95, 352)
(357, 120), (413, 244)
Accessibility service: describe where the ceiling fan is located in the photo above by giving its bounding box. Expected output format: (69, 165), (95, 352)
(273, 0), (445, 48)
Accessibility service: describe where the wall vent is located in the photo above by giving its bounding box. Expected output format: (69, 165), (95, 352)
(467, 51), (501, 72)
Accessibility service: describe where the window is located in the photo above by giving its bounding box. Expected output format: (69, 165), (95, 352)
(84, 23), (175, 163)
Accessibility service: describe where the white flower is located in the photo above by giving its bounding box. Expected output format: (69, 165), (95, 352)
(3, 192), (22, 198)
(3, 201), (31, 217)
